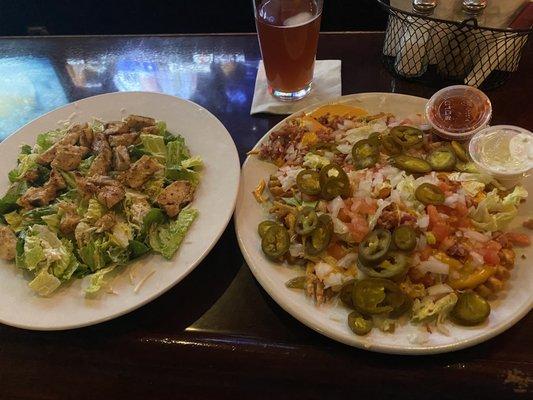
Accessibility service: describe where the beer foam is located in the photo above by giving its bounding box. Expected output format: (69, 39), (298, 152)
(283, 11), (314, 27)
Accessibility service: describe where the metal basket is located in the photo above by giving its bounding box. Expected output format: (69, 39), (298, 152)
(379, 5), (531, 89)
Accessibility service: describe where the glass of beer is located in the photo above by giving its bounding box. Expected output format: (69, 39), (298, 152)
(253, 0), (323, 101)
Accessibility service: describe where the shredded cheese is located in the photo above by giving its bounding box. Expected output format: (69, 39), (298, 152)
(134, 270), (155, 294)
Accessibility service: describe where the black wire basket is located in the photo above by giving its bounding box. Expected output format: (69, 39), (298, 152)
(377, 1), (532, 90)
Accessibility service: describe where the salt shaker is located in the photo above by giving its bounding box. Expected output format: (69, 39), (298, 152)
(463, 1), (487, 13)
(412, 1), (437, 14)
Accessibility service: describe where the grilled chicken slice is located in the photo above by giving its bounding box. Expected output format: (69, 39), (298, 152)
(88, 132), (112, 176)
(156, 180), (194, 217)
(37, 128), (81, 165)
(18, 169), (66, 209)
(108, 132), (139, 147)
(120, 155), (162, 189)
(58, 202), (81, 234)
(95, 212), (117, 232)
(113, 145), (131, 171)
(51, 145), (89, 171)
(0, 226), (17, 260)
(124, 115), (155, 131)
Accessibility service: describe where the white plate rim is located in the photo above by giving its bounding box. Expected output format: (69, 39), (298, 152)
(236, 92), (533, 355)
(0, 91), (240, 331)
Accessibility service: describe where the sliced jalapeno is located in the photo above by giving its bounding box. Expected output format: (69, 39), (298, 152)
(357, 252), (408, 279)
(295, 206), (318, 235)
(258, 220), (279, 238)
(358, 229), (391, 265)
(285, 276), (306, 289)
(261, 224), (290, 259)
(427, 147), (456, 171)
(352, 278), (402, 315)
(392, 225), (417, 252)
(340, 279), (356, 308)
(451, 291), (490, 326)
(392, 154), (431, 174)
(387, 291), (412, 318)
(296, 169), (321, 196)
(319, 164), (350, 200)
(368, 132), (381, 147)
(451, 140), (469, 162)
(347, 310), (373, 335)
(305, 214), (333, 255)
(390, 126), (423, 148)
(382, 134), (401, 155)
(352, 139), (379, 170)
(415, 183), (445, 205)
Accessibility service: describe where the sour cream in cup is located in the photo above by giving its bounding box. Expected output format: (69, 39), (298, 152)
(469, 125), (533, 187)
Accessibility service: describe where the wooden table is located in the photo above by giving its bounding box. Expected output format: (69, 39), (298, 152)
(0, 33), (531, 399)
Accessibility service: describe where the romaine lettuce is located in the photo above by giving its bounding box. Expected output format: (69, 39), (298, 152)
(149, 207), (198, 259)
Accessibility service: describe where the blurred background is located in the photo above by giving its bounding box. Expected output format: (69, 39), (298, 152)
(0, 0), (387, 36)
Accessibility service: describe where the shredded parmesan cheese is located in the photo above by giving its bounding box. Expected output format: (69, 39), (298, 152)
(134, 270), (155, 294)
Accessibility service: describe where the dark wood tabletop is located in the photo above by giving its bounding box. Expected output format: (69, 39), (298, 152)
(0, 32), (531, 400)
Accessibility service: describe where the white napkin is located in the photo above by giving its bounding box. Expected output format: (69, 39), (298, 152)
(250, 60), (342, 115)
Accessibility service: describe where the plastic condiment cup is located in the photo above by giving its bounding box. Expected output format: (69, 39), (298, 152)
(425, 85), (492, 141)
(469, 125), (533, 188)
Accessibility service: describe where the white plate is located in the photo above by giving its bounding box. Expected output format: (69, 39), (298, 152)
(236, 92), (533, 355)
(0, 91), (240, 330)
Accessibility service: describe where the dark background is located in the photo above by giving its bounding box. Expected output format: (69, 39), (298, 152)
(0, 0), (387, 36)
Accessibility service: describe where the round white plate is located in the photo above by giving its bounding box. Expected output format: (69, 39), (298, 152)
(0, 91), (240, 330)
(236, 92), (533, 355)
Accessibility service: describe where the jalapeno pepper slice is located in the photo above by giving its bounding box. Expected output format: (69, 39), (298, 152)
(319, 164), (350, 199)
(258, 220), (279, 239)
(382, 134), (402, 155)
(427, 147), (456, 171)
(451, 291), (490, 326)
(340, 279), (356, 308)
(368, 132), (381, 147)
(451, 140), (469, 162)
(358, 229), (392, 265)
(285, 276), (306, 289)
(392, 154), (432, 174)
(415, 183), (445, 205)
(390, 126), (423, 148)
(295, 206), (319, 235)
(296, 169), (321, 196)
(357, 252), (408, 279)
(261, 224), (290, 259)
(392, 225), (417, 252)
(347, 310), (373, 335)
(305, 214), (333, 255)
(352, 278), (402, 315)
(352, 139), (379, 170)
(387, 291), (412, 318)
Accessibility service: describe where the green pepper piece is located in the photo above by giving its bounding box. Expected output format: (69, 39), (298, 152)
(296, 169), (321, 196)
(353, 278), (400, 315)
(261, 224), (290, 259)
(415, 183), (445, 205)
(258, 220), (279, 239)
(352, 139), (379, 170)
(427, 147), (456, 171)
(358, 229), (392, 265)
(390, 126), (423, 148)
(305, 214), (333, 255)
(451, 291), (490, 326)
(319, 164), (350, 200)
(357, 252), (408, 279)
(451, 140), (469, 162)
(382, 134), (402, 155)
(347, 310), (373, 335)
(295, 207), (319, 235)
(392, 225), (417, 251)
(392, 154), (432, 174)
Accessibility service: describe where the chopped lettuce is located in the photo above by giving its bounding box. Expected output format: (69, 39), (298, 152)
(85, 265), (116, 294)
(470, 186), (528, 231)
(411, 293), (458, 323)
(0, 181), (28, 215)
(142, 176), (165, 198)
(140, 134), (166, 162)
(149, 207), (198, 259)
(28, 270), (61, 296)
(8, 153), (39, 183)
(302, 152), (331, 170)
(86, 198), (106, 221)
(4, 211), (23, 232)
(35, 129), (66, 153)
(166, 137), (190, 166)
(78, 155), (94, 175)
(109, 221), (133, 248)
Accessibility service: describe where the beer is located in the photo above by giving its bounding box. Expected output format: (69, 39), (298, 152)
(254, 0), (322, 100)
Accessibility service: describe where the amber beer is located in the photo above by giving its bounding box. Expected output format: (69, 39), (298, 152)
(254, 0), (322, 100)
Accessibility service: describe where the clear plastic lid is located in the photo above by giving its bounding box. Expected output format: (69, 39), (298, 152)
(469, 125), (533, 179)
(425, 85), (492, 140)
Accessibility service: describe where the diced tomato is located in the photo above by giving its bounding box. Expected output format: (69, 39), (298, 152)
(358, 198), (377, 215)
(427, 205), (441, 228)
(439, 236), (456, 252)
(438, 180), (454, 193)
(327, 242), (347, 260)
(485, 240), (502, 252)
(338, 207), (352, 223)
(454, 201), (469, 217)
(347, 214), (369, 243)
(505, 232), (531, 247)
(479, 248), (500, 265)
(436, 205), (454, 215)
(432, 223), (452, 244)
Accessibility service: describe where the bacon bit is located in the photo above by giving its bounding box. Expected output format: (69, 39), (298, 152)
(252, 179), (266, 203)
(523, 219), (533, 230)
(327, 242), (347, 260)
(426, 324), (433, 334)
